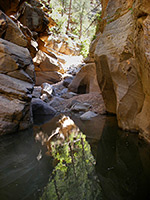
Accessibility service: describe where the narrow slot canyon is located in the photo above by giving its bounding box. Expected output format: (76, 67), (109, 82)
(0, 0), (150, 200)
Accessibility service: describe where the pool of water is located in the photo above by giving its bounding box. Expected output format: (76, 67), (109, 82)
(0, 129), (53, 200)
(95, 116), (150, 200)
(0, 114), (150, 200)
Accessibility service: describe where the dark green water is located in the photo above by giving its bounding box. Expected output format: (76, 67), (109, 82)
(0, 115), (150, 200)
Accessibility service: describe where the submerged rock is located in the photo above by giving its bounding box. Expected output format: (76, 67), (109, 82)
(80, 111), (98, 120)
(71, 102), (91, 112)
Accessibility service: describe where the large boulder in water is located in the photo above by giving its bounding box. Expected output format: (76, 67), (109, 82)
(31, 98), (56, 124)
(0, 38), (35, 135)
(31, 98), (56, 116)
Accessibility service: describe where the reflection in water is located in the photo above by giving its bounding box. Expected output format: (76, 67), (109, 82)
(41, 116), (102, 200)
(0, 115), (150, 200)
(0, 129), (53, 200)
(96, 116), (150, 200)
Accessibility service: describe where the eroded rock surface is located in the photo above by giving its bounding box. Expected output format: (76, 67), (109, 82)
(0, 39), (35, 135)
(91, 0), (150, 140)
(68, 63), (101, 94)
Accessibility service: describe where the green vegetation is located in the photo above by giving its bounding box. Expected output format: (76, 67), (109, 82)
(41, 131), (102, 200)
(40, 0), (101, 57)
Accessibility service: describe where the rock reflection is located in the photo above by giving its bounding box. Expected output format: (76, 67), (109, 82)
(35, 131), (48, 146)
(96, 116), (150, 200)
(40, 115), (102, 200)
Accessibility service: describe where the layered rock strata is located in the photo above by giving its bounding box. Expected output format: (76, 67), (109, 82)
(0, 0), (57, 135)
(0, 38), (35, 135)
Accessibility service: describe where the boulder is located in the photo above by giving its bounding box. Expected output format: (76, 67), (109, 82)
(61, 91), (77, 99)
(32, 86), (42, 98)
(18, 3), (49, 33)
(40, 93), (49, 103)
(49, 97), (64, 108)
(33, 46), (63, 86)
(71, 102), (91, 113)
(36, 71), (62, 86)
(9, 15), (38, 57)
(68, 63), (101, 94)
(93, 0), (150, 140)
(80, 111), (98, 121)
(33, 50), (61, 72)
(41, 82), (55, 98)
(0, 10), (27, 47)
(31, 98), (56, 124)
(63, 75), (74, 88)
(31, 98), (56, 116)
(0, 39), (35, 135)
(60, 88), (68, 96)
(52, 81), (66, 96)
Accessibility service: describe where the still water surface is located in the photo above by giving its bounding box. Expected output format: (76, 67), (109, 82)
(0, 115), (150, 200)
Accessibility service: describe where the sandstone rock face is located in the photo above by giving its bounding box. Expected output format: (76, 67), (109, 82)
(0, 39), (35, 135)
(92, 0), (150, 140)
(44, 35), (81, 56)
(68, 63), (101, 94)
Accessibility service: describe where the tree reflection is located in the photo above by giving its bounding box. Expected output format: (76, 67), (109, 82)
(41, 116), (102, 200)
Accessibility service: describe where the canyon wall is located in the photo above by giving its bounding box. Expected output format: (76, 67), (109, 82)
(0, 1), (35, 135)
(90, 0), (150, 141)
